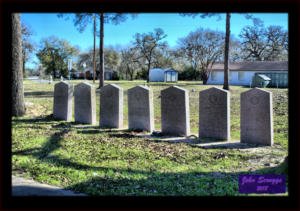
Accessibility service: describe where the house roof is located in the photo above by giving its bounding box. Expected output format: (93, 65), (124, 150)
(150, 68), (177, 72)
(211, 61), (288, 72)
(164, 68), (178, 72)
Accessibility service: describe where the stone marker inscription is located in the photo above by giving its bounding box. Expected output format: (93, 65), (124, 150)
(128, 85), (154, 132)
(161, 86), (190, 136)
(240, 88), (273, 146)
(199, 87), (230, 140)
(53, 81), (73, 121)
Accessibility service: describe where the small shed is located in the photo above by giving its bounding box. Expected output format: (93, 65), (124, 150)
(164, 68), (178, 82)
(149, 68), (165, 82)
(149, 68), (178, 82)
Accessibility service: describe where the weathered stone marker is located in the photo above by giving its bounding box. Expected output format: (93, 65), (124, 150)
(199, 87), (230, 140)
(100, 84), (123, 128)
(74, 82), (96, 124)
(128, 85), (154, 132)
(240, 88), (273, 146)
(53, 81), (73, 121)
(161, 86), (190, 136)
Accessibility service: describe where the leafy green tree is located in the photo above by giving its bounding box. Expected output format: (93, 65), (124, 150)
(77, 47), (120, 76)
(120, 47), (140, 80)
(36, 36), (80, 78)
(132, 28), (167, 81)
(58, 13), (137, 87)
(104, 47), (121, 71)
(60, 13), (98, 83)
(180, 13), (264, 90)
(12, 13), (26, 116)
(21, 23), (35, 78)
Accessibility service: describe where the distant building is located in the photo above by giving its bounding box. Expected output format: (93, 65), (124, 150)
(104, 70), (114, 80)
(69, 68), (86, 79)
(69, 68), (80, 79)
(149, 68), (178, 82)
(206, 61), (288, 88)
(72, 68), (115, 80)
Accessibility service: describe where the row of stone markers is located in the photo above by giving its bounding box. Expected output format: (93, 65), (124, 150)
(53, 81), (273, 146)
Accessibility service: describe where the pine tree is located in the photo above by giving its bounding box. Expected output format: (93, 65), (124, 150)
(12, 13), (26, 116)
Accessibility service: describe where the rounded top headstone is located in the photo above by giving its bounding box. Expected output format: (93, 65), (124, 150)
(161, 86), (188, 94)
(75, 82), (93, 89)
(128, 85), (151, 94)
(201, 86), (230, 94)
(101, 83), (122, 91)
(242, 87), (272, 95)
(55, 81), (72, 88)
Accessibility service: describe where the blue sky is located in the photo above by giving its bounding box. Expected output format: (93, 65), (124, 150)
(21, 13), (288, 69)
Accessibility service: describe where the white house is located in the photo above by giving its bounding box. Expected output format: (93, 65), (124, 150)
(149, 68), (178, 82)
(206, 61), (288, 87)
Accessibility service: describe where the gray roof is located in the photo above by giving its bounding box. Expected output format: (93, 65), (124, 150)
(150, 68), (177, 72)
(211, 61), (288, 72)
(164, 68), (177, 72)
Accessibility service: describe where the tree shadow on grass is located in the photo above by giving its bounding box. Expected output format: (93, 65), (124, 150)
(12, 127), (288, 198)
(63, 161), (288, 198)
(12, 114), (55, 124)
(143, 136), (267, 149)
(12, 147), (42, 155)
(24, 91), (54, 98)
(77, 128), (131, 135)
(11, 114), (288, 199)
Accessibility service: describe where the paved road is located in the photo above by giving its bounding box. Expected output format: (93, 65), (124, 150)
(25, 76), (50, 84)
(12, 176), (87, 196)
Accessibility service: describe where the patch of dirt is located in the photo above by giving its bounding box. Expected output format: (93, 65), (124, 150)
(25, 104), (49, 117)
(237, 144), (287, 170)
(108, 133), (136, 139)
(140, 135), (287, 171)
(245, 154), (286, 171)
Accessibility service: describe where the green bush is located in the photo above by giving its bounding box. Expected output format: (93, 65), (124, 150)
(178, 66), (201, 81)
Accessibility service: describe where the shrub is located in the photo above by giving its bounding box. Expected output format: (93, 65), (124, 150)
(178, 66), (201, 81)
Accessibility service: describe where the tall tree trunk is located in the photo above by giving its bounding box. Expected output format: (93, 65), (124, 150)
(202, 71), (208, 85)
(51, 50), (55, 78)
(93, 17), (96, 83)
(99, 13), (104, 88)
(223, 13), (230, 90)
(12, 13), (26, 116)
(22, 51), (26, 78)
(147, 62), (151, 82)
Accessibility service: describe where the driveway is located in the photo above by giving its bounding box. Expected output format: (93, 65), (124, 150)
(12, 176), (87, 196)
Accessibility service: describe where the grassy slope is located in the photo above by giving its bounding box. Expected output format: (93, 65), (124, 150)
(12, 80), (288, 196)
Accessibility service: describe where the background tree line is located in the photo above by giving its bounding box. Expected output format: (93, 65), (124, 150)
(23, 17), (288, 84)
(13, 13), (288, 117)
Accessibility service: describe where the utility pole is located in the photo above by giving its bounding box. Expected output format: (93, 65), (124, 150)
(93, 16), (96, 83)
(223, 13), (230, 91)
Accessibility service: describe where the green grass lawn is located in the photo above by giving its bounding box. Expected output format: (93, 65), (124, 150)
(12, 80), (288, 196)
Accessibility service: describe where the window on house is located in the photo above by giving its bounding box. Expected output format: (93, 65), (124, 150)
(229, 72), (232, 81)
(211, 72), (217, 81)
(238, 72), (245, 81)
